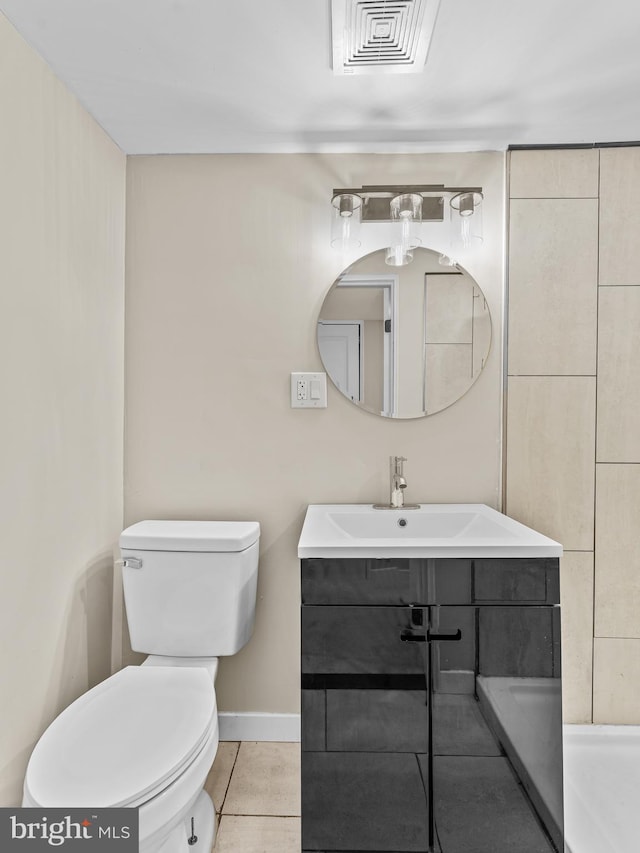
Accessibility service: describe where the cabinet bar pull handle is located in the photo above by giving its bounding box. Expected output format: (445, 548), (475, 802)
(400, 629), (462, 643)
(400, 630), (426, 643)
(427, 629), (462, 642)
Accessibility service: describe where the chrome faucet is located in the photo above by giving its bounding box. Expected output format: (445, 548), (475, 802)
(374, 456), (420, 510)
(390, 455), (408, 507)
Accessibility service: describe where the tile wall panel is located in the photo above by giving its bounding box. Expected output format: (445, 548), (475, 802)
(509, 148), (599, 199)
(559, 552), (594, 723)
(507, 147), (640, 723)
(506, 376), (596, 550)
(596, 286), (640, 462)
(599, 147), (640, 285)
(593, 638), (640, 723)
(508, 199), (598, 376)
(594, 464), (640, 638)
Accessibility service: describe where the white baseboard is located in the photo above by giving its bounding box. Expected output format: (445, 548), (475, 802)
(218, 712), (301, 742)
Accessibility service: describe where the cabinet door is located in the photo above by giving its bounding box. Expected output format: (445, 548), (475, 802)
(302, 605), (431, 852)
(302, 605), (426, 674)
(430, 605), (563, 853)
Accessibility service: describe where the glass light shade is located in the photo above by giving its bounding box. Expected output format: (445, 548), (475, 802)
(385, 245), (414, 266)
(450, 191), (483, 251)
(390, 192), (422, 249)
(331, 193), (362, 250)
(385, 192), (422, 266)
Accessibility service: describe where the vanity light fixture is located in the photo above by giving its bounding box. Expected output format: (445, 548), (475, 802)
(330, 184), (483, 265)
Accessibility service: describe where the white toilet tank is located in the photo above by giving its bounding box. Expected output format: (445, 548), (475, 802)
(119, 520), (260, 657)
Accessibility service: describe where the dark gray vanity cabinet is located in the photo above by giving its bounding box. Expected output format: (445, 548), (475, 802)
(301, 557), (564, 853)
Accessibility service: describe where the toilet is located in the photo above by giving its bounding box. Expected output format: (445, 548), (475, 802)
(22, 519), (260, 853)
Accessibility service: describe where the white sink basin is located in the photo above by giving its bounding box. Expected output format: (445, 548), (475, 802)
(298, 504), (562, 559)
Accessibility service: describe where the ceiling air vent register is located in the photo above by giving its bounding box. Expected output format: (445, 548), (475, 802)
(331, 0), (442, 75)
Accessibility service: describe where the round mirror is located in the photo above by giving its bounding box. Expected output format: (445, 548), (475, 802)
(317, 247), (491, 418)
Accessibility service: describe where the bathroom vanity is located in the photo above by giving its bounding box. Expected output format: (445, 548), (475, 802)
(298, 504), (564, 853)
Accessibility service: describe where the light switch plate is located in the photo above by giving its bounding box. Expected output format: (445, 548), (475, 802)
(291, 372), (327, 408)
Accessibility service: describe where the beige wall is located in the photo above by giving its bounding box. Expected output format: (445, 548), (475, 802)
(124, 152), (505, 714)
(0, 14), (126, 805)
(506, 146), (640, 724)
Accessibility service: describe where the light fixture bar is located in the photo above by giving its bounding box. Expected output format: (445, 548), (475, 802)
(331, 184), (483, 223)
(332, 185), (483, 195)
(362, 196), (443, 222)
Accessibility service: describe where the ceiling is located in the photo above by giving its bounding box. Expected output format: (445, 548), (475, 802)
(2, 0), (640, 155)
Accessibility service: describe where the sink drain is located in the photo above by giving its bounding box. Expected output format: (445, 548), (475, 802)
(398, 518), (408, 528)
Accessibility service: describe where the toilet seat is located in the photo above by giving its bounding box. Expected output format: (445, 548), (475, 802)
(24, 666), (216, 809)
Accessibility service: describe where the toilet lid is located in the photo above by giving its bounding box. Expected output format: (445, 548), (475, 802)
(120, 519), (260, 552)
(25, 666), (216, 808)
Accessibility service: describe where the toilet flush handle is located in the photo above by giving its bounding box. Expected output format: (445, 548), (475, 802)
(114, 557), (143, 570)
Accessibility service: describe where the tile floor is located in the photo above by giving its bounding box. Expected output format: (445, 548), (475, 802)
(204, 741), (301, 853)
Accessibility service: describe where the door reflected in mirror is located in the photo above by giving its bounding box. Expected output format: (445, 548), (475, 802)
(318, 247), (491, 418)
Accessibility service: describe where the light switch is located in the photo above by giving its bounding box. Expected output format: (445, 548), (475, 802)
(291, 372), (327, 408)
